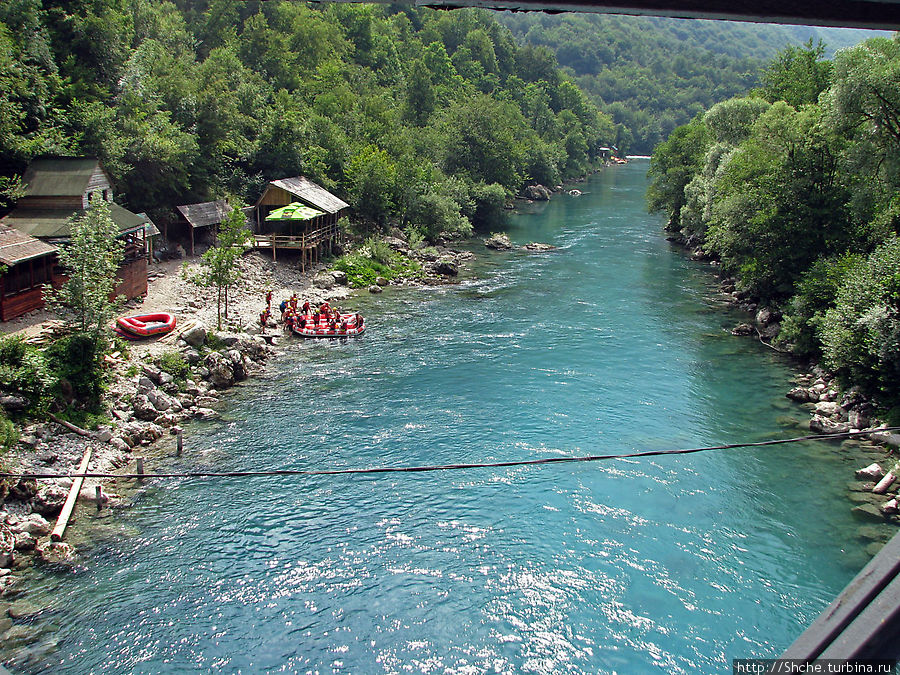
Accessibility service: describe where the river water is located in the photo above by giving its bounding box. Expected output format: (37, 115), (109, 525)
(11, 161), (878, 673)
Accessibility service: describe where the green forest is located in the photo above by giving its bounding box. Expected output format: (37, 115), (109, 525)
(647, 37), (900, 412)
(498, 13), (887, 153)
(0, 0), (620, 240)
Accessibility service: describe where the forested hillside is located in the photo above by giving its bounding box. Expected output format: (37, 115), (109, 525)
(498, 13), (886, 153)
(0, 0), (616, 238)
(647, 37), (900, 411)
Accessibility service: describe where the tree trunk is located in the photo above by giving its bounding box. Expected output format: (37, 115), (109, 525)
(217, 285), (222, 330)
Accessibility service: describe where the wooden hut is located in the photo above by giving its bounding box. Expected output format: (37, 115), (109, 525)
(175, 199), (232, 256)
(254, 177), (349, 269)
(0, 224), (57, 321)
(0, 157), (149, 309)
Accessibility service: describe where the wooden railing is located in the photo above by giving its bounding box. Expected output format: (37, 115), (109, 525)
(253, 222), (340, 251)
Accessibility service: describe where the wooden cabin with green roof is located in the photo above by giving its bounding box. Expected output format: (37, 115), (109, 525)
(0, 157), (150, 319)
(254, 176), (349, 270)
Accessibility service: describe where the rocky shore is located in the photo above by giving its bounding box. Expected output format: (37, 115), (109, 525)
(668, 237), (900, 537)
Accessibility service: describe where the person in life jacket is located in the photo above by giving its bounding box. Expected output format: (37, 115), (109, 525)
(302, 300), (311, 314)
(265, 289), (273, 308)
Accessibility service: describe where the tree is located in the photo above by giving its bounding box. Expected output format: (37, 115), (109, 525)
(46, 199), (124, 342)
(191, 204), (251, 330)
(760, 39), (832, 108)
(821, 236), (900, 403)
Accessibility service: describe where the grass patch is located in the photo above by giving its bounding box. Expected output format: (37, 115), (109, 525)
(332, 239), (424, 288)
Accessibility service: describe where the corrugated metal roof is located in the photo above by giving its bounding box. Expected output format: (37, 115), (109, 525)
(176, 200), (231, 228)
(0, 224), (56, 266)
(268, 177), (349, 214)
(2, 203), (148, 239)
(21, 157), (103, 197)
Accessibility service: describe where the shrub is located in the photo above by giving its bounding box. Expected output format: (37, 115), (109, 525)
(157, 351), (191, 389)
(0, 335), (55, 409)
(45, 332), (106, 406)
(821, 237), (900, 403)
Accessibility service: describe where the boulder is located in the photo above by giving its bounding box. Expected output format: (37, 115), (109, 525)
(814, 401), (841, 417)
(809, 415), (850, 434)
(568, 189), (582, 196)
(34, 541), (76, 567)
(0, 395), (28, 412)
(31, 484), (67, 517)
(484, 233), (514, 250)
(855, 463), (884, 480)
(109, 437), (131, 453)
(16, 514), (50, 537)
(0, 526), (13, 568)
(131, 394), (159, 422)
(756, 307), (773, 326)
(141, 364), (162, 385)
(524, 184), (551, 201)
(225, 350), (247, 381)
(13, 533), (35, 551)
(731, 323), (753, 336)
(204, 352), (234, 389)
(786, 387), (811, 403)
(182, 348), (202, 365)
(383, 236), (408, 250)
(193, 407), (219, 420)
(182, 324), (207, 348)
(331, 270), (348, 285)
(313, 272), (335, 289)
(368, 285), (383, 294)
(432, 258), (459, 276)
(881, 498), (899, 516)
(870, 432), (900, 449)
(852, 503), (889, 522)
(523, 242), (556, 252)
(375, 276), (389, 287)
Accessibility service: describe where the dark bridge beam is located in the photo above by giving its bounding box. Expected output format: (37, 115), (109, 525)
(407, 0), (900, 30)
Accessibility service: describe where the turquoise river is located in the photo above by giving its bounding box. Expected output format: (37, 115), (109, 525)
(10, 161), (882, 673)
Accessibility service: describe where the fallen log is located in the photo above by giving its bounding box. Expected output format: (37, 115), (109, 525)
(50, 446), (92, 542)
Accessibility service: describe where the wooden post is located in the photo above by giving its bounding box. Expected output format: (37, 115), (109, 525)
(50, 447), (93, 541)
(190, 227), (195, 257)
(136, 456), (144, 479)
(176, 430), (183, 457)
(95, 485), (103, 511)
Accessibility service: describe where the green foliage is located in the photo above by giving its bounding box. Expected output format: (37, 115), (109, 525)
(821, 237), (900, 402)
(0, 410), (17, 453)
(332, 242), (423, 288)
(46, 199), (125, 344)
(157, 351), (191, 390)
(649, 33), (900, 405)
(778, 254), (863, 356)
(190, 204), (251, 329)
(45, 332), (107, 407)
(760, 39), (832, 107)
(0, 335), (55, 409)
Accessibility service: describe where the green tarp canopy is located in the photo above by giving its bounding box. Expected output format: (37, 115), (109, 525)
(265, 202), (325, 221)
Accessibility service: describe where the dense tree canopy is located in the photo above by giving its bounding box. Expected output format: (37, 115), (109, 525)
(497, 13), (885, 154)
(0, 1), (619, 239)
(648, 36), (900, 409)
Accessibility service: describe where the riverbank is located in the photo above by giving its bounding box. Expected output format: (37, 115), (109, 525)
(666, 232), (900, 538)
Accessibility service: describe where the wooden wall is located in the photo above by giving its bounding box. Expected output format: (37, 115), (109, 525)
(115, 257), (147, 300)
(0, 287), (45, 322)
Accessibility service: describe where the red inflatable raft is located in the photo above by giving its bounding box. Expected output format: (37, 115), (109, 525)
(289, 312), (364, 338)
(115, 312), (177, 339)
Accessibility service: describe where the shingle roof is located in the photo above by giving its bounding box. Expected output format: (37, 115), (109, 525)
(2, 202), (148, 239)
(0, 224), (56, 266)
(268, 177), (349, 214)
(21, 157), (103, 197)
(176, 200), (231, 228)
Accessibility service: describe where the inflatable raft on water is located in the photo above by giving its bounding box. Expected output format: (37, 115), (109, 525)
(289, 313), (364, 338)
(115, 312), (177, 340)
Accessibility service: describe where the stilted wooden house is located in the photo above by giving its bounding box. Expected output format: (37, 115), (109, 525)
(254, 177), (349, 270)
(0, 225), (57, 321)
(175, 199), (232, 256)
(0, 157), (149, 320)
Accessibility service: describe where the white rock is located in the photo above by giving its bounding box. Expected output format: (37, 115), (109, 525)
(855, 463), (884, 480)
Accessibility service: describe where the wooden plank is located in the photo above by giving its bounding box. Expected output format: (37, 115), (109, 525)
(50, 446), (93, 542)
(781, 532), (900, 659)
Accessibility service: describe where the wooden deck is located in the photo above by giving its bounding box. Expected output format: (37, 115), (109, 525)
(253, 222), (340, 270)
